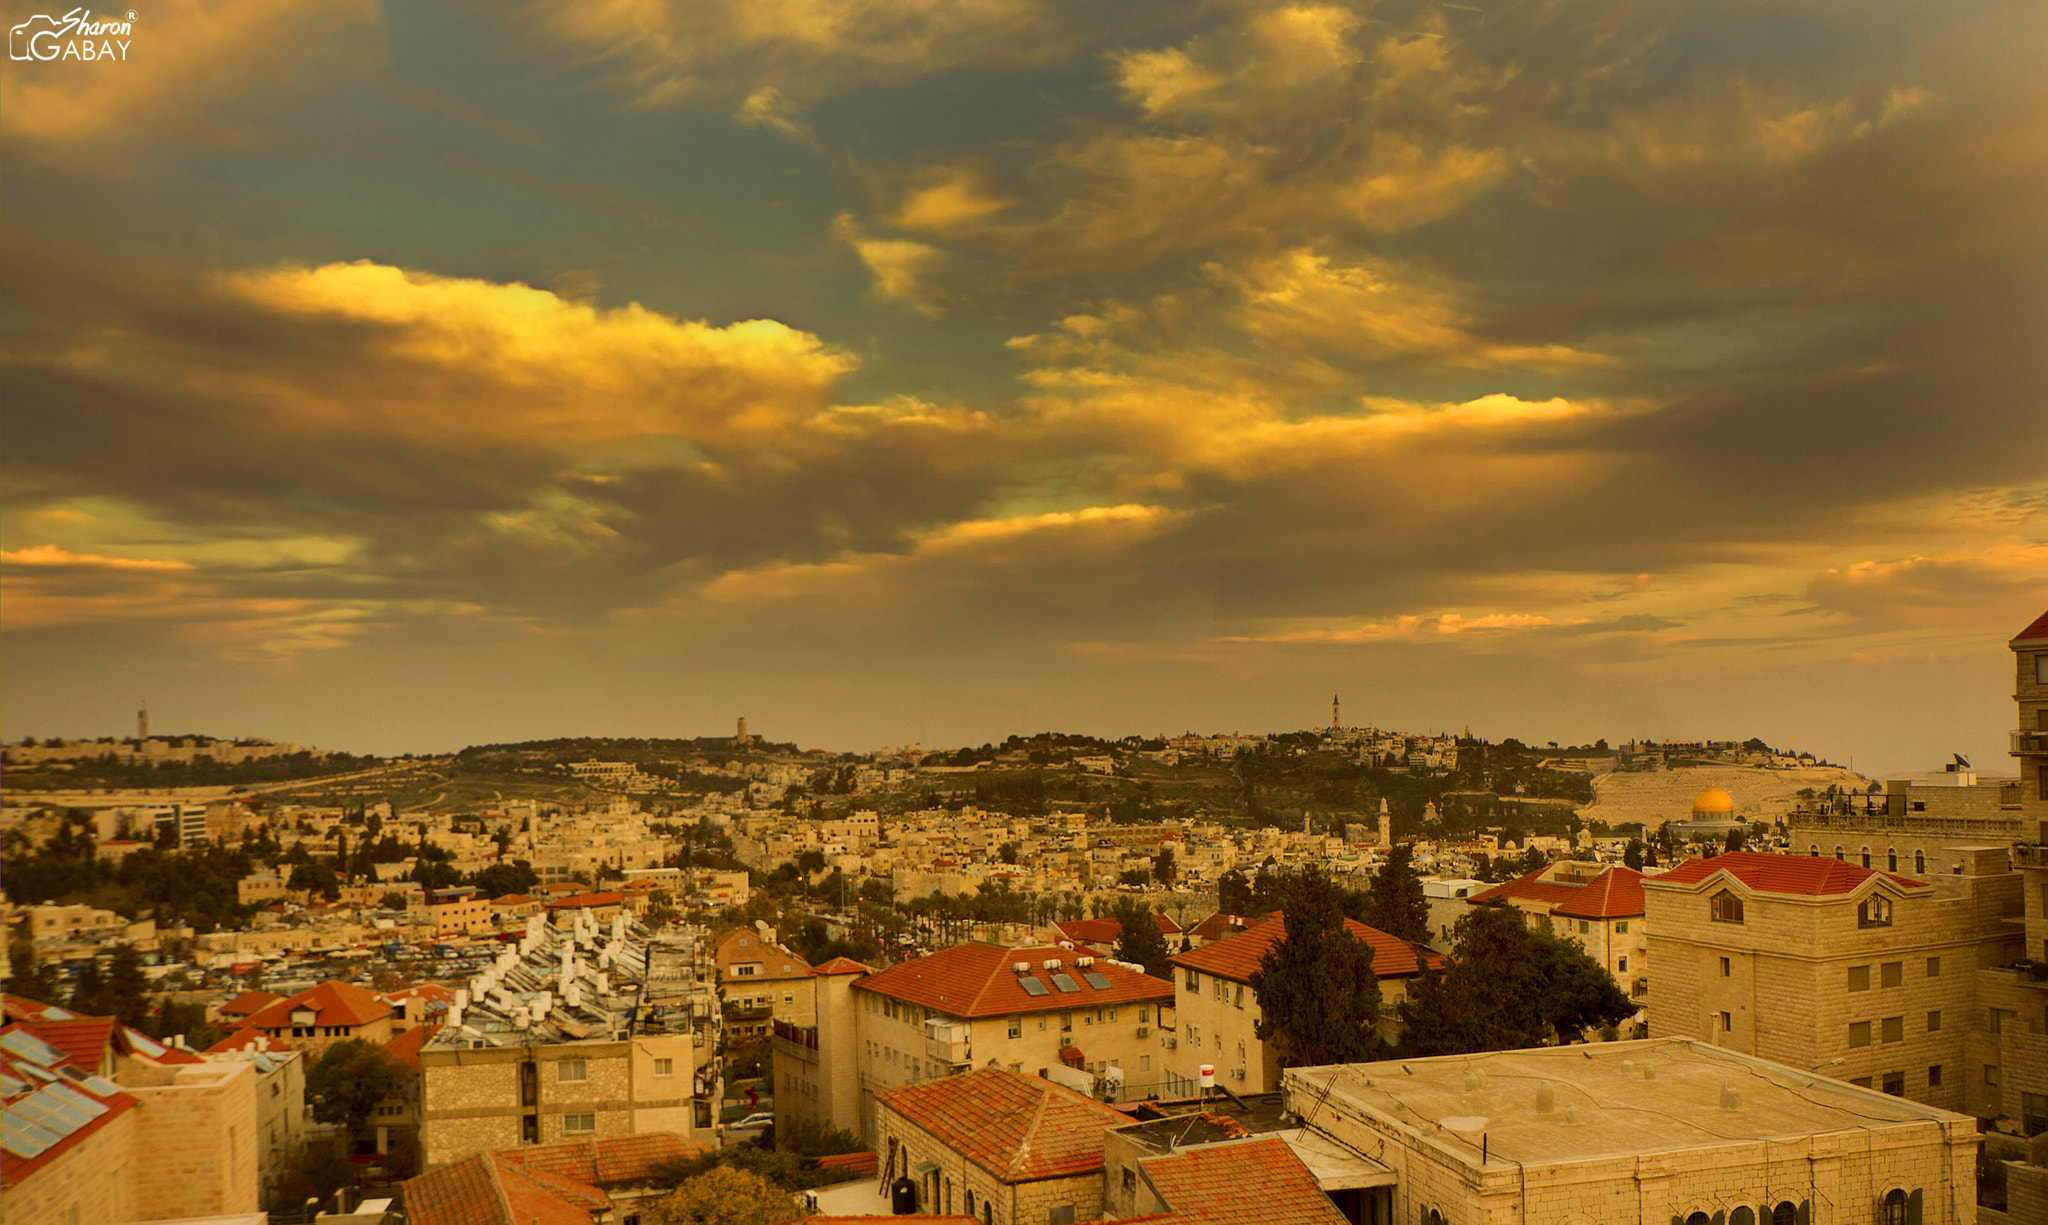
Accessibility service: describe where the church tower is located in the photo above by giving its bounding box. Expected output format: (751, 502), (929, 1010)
(1331, 693), (1341, 732)
(137, 703), (149, 741)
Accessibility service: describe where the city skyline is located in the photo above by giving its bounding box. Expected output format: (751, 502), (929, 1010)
(4, 2), (2044, 773)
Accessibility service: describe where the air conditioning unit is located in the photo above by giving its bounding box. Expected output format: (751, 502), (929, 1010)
(1136, 1027), (1150, 1038)
(1165, 1037), (1177, 1050)
(1231, 1067), (1247, 1081)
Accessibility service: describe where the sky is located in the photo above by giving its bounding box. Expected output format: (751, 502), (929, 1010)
(2, 1), (2043, 774)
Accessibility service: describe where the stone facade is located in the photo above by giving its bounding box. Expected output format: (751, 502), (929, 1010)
(4, 1105), (141, 1225)
(876, 1105), (1101, 1225)
(417, 1032), (701, 1168)
(1645, 852), (2023, 1117)
(123, 1059), (263, 1220)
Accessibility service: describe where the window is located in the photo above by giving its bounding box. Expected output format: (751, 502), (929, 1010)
(1122, 1169), (1137, 1193)
(1929, 1064), (1943, 1087)
(1579, 919), (1590, 934)
(522, 1114), (540, 1142)
(1861, 848), (1872, 869)
(1730, 1210), (1755, 1225)
(1881, 1190), (1907, 1225)
(1851, 1076), (1873, 1088)
(1888, 850), (1898, 872)
(1008, 1016), (1022, 1039)
(558, 1059), (587, 1082)
(737, 965), (757, 976)
(1184, 969), (1199, 991)
(1835, 846), (1845, 861)
(1928, 1010), (1941, 1032)
(1859, 896), (1893, 928)
(1880, 961), (1902, 987)
(653, 1058), (673, 1077)
(1882, 1071), (1905, 1096)
(2022, 1092), (2048, 1136)
(1986, 1064), (2001, 1086)
(1848, 965), (1870, 991)
(1049, 1205), (1075, 1225)
(1720, 957), (1732, 978)
(1138, 1007), (1149, 1023)
(1848, 1021), (1872, 1047)
(1061, 1013), (1072, 1032)
(1990, 1007), (2016, 1034)
(1139, 1055), (1150, 1071)
(1618, 956), (1628, 973)
(1233, 985), (1244, 1009)
(1881, 1016), (1903, 1043)
(1926, 956), (1941, 977)
(1616, 920), (1629, 933)
(1914, 851), (1926, 873)
(1771, 1204), (1798, 1225)
(1709, 891), (1744, 923)
(563, 1113), (596, 1132)
(1719, 1011), (1733, 1033)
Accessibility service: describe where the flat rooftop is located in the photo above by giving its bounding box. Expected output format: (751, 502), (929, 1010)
(1285, 1038), (1970, 1166)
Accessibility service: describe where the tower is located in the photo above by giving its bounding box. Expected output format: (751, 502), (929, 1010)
(1331, 693), (1340, 732)
(137, 702), (148, 741)
(1378, 797), (1391, 847)
(736, 716), (749, 745)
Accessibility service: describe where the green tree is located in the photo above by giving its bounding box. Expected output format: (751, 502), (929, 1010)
(103, 944), (151, 1029)
(69, 959), (106, 1016)
(1109, 898), (1173, 979)
(1622, 840), (1644, 871)
(2, 933), (63, 1004)
(997, 842), (1020, 865)
(650, 1164), (798, 1225)
(307, 1039), (409, 1139)
(1363, 844), (1429, 944)
(378, 891), (411, 911)
(1152, 843), (1177, 885)
(1247, 865), (1383, 1068)
(1217, 869), (1252, 915)
(1398, 905), (1633, 1055)
(1724, 828), (1747, 853)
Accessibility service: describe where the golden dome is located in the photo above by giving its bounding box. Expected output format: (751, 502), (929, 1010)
(1692, 786), (1735, 814)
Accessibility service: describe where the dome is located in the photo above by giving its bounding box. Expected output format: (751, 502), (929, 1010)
(1691, 786), (1735, 814)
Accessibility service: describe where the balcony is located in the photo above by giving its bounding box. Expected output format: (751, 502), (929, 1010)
(2014, 843), (2048, 869)
(772, 1018), (820, 1064)
(2013, 730), (2048, 757)
(924, 1019), (971, 1067)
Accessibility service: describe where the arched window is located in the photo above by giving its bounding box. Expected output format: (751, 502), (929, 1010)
(1835, 846), (1845, 861)
(1731, 1208), (1756, 1225)
(1810, 846), (1820, 856)
(1859, 896), (1893, 928)
(1914, 850), (1926, 873)
(1861, 847), (1872, 869)
(1425, 1210), (1445, 1225)
(1888, 849), (1898, 871)
(1710, 890), (1745, 924)
(1687, 1213), (1711, 1225)
(1772, 1202), (1798, 1225)
(1881, 1189), (1908, 1225)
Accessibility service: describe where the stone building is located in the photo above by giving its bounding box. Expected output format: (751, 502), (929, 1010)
(1643, 849), (2024, 1117)
(236, 979), (395, 1056)
(1789, 766), (2024, 878)
(873, 1067), (1128, 1224)
(416, 912), (721, 1167)
(1166, 916), (1443, 1096)
(1283, 1038), (1980, 1225)
(715, 926), (815, 1037)
(426, 885), (493, 937)
(1470, 862), (1649, 1027)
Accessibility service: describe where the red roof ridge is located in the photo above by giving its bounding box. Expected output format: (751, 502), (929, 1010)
(2012, 610), (2048, 643)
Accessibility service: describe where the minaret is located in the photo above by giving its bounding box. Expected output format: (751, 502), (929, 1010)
(137, 703), (149, 741)
(1331, 693), (1340, 732)
(736, 715), (749, 745)
(1378, 797), (1391, 847)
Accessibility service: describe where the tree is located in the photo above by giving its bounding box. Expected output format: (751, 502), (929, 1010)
(1363, 844), (1429, 944)
(650, 1165), (798, 1225)
(1247, 865), (1382, 1068)
(378, 891), (411, 911)
(1109, 898), (1173, 979)
(1217, 869), (1251, 915)
(1622, 840), (1644, 871)
(2, 933), (63, 1004)
(1118, 868), (1150, 887)
(307, 1039), (409, 1139)
(1398, 905), (1633, 1055)
(997, 842), (1020, 865)
(1152, 843), (1177, 885)
(1724, 828), (1747, 853)
(69, 959), (106, 1016)
(103, 944), (150, 1029)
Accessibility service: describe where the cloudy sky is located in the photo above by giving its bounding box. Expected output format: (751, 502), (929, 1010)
(3, 1), (2043, 772)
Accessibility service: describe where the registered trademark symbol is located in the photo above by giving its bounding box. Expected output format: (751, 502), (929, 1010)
(128, 10), (137, 18)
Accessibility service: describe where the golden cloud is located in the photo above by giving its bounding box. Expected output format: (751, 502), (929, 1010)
(1, 544), (193, 572)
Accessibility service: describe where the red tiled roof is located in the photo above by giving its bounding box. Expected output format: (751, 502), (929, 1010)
(244, 980), (394, 1032)
(1053, 913), (1182, 947)
(12, 1016), (116, 1072)
(1653, 851), (1927, 896)
(205, 1025), (293, 1054)
(123, 1027), (204, 1064)
(806, 1217), (977, 1225)
(814, 1151), (879, 1176)
(1, 1022), (139, 1190)
(2012, 610), (2048, 642)
(2, 994), (70, 1023)
(497, 1133), (707, 1187)
(384, 1023), (436, 1073)
(1470, 870), (1586, 909)
(1171, 917), (1442, 985)
(494, 894), (535, 905)
(1139, 1137), (1347, 1225)
(853, 944), (1173, 1018)
(545, 891), (624, 910)
(1188, 913), (1252, 942)
(812, 956), (872, 976)
(879, 1068), (1127, 1182)
(220, 990), (283, 1019)
(405, 1153), (596, 1225)
(1549, 868), (1646, 920)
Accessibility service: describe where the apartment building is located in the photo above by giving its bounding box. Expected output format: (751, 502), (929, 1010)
(1471, 862), (1649, 1028)
(1283, 1038), (1980, 1225)
(1643, 849), (2026, 1117)
(715, 927), (815, 1036)
(773, 942), (1175, 1143)
(2000, 609), (2048, 1136)
(1165, 916), (1443, 1096)
(426, 886), (494, 937)
(236, 979), (396, 1056)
